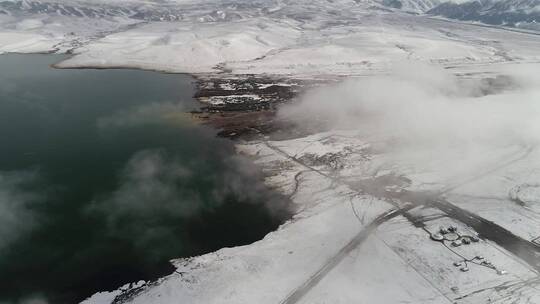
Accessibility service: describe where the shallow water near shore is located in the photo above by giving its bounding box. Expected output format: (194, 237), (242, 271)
(0, 54), (290, 303)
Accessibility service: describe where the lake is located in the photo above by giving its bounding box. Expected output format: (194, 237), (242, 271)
(0, 54), (290, 303)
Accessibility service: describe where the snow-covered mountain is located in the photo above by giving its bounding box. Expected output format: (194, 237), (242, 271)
(370, 0), (540, 29)
(0, 0), (240, 21)
(3, 0), (539, 30)
(428, 0), (540, 29)
(379, 0), (444, 13)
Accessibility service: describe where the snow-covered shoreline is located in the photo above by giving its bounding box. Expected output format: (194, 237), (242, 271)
(81, 128), (540, 304)
(3, 1), (540, 303)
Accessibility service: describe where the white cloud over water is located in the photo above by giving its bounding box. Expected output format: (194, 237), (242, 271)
(87, 147), (290, 259)
(0, 170), (43, 253)
(0, 294), (49, 304)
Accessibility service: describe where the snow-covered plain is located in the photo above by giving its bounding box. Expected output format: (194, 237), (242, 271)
(2, 0), (540, 303)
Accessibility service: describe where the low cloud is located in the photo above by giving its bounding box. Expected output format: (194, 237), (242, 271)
(88, 148), (290, 259)
(0, 170), (43, 253)
(0, 294), (49, 304)
(279, 63), (540, 172)
(93, 149), (198, 219)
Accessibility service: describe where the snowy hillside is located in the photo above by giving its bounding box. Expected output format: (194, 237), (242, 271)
(2, 0), (540, 73)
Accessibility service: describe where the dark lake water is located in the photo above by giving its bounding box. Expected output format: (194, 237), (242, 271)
(0, 54), (290, 304)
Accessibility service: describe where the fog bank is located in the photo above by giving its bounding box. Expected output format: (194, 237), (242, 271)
(279, 64), (540, 173)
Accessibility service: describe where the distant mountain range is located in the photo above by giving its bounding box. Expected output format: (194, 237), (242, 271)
(377, 0), (540, 30)
(1, 0), (539, 30)
(0, 0), (185, 21)
(380, 0), (443, 13)
(0, 0), (258, 22)
(427, 0), (540, 29)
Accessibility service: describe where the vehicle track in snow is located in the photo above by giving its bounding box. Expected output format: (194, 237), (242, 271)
(278, 207), (412, 304)
(439, 144), (536, 195)
(264, 140), (540, 304)
(263, 141), (406, 304)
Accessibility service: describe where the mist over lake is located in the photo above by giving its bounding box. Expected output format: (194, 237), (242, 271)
(0, 54), (290, 304)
